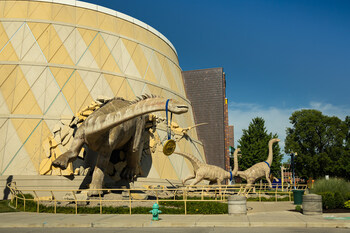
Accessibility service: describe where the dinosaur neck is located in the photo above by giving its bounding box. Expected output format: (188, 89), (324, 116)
(231, 149), (239, 176)
(266, 140), (274, 166)
(84, 98), (167, 136)
(174, 152), (202, 171)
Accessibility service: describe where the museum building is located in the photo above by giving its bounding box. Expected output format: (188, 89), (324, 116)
(0, 0), (233, 194)
(0, 0), (208, 178)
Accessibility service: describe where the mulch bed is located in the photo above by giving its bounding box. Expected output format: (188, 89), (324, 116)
(323, 208), (350, 213)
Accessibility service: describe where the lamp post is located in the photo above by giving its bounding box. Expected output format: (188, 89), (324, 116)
(290, 152), (304, 205)
(281, 166), (286, 191)
(291, 152), (297, 190)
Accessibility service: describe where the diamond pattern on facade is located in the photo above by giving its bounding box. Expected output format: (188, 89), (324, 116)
(1, 119), (36, 175)
(53, 4), (76, 25)
(28, 1), (52, 20)
(0, 0), (206, 181)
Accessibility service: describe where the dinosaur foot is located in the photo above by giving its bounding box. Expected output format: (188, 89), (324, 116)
(87, 189), (104, 197)
(52, 152), (71, 169)
(120, 166), (138, 181)
(87, 184), (104, 197)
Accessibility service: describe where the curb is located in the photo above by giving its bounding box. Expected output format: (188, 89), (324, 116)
(0, 221), (349, 228)
(1, 212), (350, 228)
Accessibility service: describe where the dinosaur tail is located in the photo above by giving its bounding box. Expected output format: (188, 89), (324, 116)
(173, 152), (203, 171)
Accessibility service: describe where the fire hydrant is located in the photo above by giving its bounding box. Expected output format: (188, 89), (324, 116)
(149, 203), (162, 221)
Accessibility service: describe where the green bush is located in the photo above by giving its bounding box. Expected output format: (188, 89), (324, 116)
(311, 178), (350, 196)
(346, 192), (350, 201)
(11, 192), (291, 214)
(310, 178), (350, 209)
(0, 200), (17, 213)
(334, 191), (345, 209)
(247, 196), (290, 202)
(344, 200), (350, 209)
(319, 192), (336, 210)
(159, 201), (228, 214)
(13, 193), (228, 214)
(186, 201), (227, 214)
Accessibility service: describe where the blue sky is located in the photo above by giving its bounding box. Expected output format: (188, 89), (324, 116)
(84, 0), (350, 153)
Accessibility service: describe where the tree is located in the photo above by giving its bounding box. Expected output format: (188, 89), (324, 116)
(284, 109), (349, 179)
(345, 116), (350, 150)
(237, 117), (283, 177)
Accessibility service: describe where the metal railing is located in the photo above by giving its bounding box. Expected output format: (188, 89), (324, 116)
(7, 182), (307, 215)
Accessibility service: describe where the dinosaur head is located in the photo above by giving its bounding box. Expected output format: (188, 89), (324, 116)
(167, 99), (188, 114)
(270, 138), (280, 143)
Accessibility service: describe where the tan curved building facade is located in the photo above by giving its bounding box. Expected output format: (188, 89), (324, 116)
(0, 0), (205, 181)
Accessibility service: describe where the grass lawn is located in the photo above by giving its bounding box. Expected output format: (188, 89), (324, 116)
(0, 200), (17, 213)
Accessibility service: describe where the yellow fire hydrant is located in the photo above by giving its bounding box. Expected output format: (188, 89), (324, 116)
(149, 203), (162, 221)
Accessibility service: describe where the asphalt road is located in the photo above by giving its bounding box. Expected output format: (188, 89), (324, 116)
(0, 228), (349, 233)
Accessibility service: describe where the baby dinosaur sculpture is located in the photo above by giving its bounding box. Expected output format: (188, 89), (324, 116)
(52, 95), (188, 196)
(174, 148), (240, 187)
(172, 122), (208, 142)
(235, 138), (280, 195)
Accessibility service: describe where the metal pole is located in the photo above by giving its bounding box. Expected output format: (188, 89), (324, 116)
(281, 166), (284, 191)
(291, 153), (296, 190)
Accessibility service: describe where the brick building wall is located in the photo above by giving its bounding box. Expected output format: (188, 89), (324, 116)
(182, 68), (227, 169)
(224, 99), (230, 171)
(228, 125), (234, 148)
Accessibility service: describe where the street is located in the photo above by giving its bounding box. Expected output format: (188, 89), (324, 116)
(0, 228), (348, 233)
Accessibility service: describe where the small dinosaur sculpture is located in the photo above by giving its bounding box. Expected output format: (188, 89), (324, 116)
(52, 95), (188, 196)
(172, 122), (208, 142)
(235, 138), (280, 195)
(174, 148), (240, 187)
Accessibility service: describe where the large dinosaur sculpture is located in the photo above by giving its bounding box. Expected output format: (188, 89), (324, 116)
(235, 138), (280, 195)
(52, 95), (188, 196)
(174, 148), (240, 187)
(40, 97), (113, 176)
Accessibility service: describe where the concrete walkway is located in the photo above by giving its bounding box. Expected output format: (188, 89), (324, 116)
(0, 202), (349, 228)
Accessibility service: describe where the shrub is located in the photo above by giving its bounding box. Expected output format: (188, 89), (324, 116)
(13, 193), (228, 214)
(310, 178), (350, 209)
(0, 200), (17, 213)
(319, 192), (336, 210)
(334, 191), (345, 209)
(247, 196), (290, 202)
(345, 200), (350, 209)
(310, 178), (350, 197)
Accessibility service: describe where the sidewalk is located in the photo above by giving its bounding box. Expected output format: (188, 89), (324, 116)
(0, 202), (349, 228)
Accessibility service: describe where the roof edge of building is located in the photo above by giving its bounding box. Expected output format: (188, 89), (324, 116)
(182, 67), (223, 73)
(21, 0), (178, 56)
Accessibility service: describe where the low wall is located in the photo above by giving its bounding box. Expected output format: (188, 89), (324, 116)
(0, 175), (183, 200)
(0, 175), (91, 200)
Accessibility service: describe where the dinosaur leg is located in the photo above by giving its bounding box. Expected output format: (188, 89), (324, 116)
(120, 117), (146, 181)
(238, 184), (243, 195)
(243, 181), (253, 197)
(244, 184), (251, 197)
(206, 180), (216, 192)
(216, 179), (223, 198)
(265, 171), (272, 188)
(120, 135), (145, 181)
(88, 149), (111, 196)
(182, 174), (195, 185)
(188, 176), (203, 190)
(52, 136), (84, 169)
